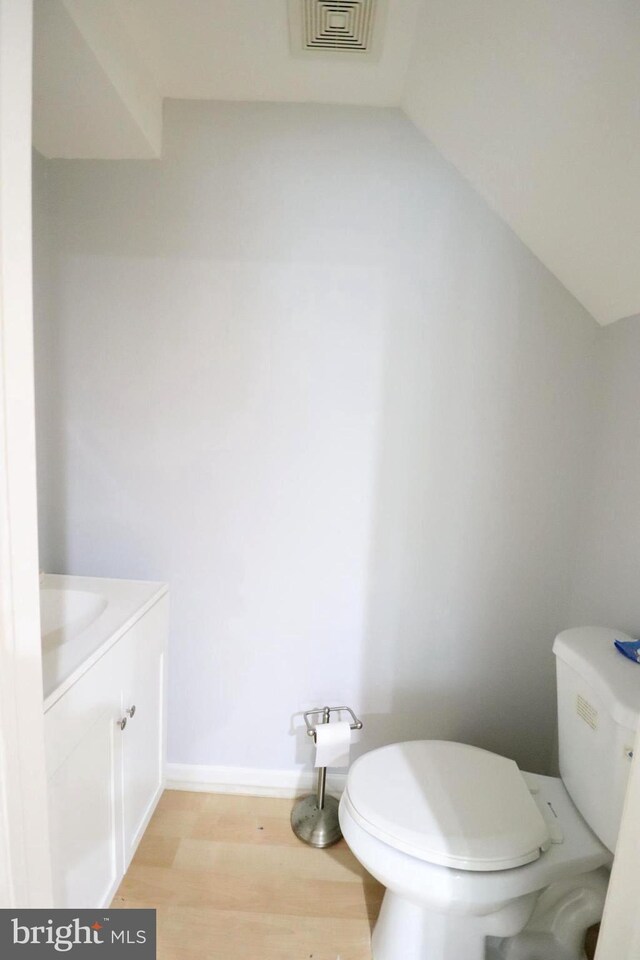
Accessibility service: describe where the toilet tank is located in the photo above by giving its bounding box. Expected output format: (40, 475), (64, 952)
(553, 627), (640, 852)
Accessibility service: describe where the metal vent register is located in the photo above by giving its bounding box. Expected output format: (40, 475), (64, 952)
(289, 0), (384, 57)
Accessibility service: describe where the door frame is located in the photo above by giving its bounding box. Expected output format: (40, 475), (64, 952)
(0, 0), (52, 907)
(595, 726), (640, 959)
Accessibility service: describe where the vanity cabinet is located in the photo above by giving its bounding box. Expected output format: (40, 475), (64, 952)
(45, 594), (168, 908)
(121, 598), (167, 865)
(47, 657), (123, 909)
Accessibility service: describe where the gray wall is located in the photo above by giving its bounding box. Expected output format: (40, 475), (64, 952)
(34, 101), (597, 775)
(571, 315), (640, 633)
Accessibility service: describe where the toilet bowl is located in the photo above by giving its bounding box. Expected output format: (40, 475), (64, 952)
(339, 740), (611, 960)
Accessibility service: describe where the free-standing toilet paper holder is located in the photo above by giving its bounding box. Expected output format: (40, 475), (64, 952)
(291, 705), (362, 848)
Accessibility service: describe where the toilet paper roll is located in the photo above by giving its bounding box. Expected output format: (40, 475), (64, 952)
(314, 720), (351, 768)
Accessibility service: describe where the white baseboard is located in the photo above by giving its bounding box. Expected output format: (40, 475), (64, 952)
(165, 763), (347, 799)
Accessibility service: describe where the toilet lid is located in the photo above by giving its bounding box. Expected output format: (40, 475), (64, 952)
(344, 741), (550, 872)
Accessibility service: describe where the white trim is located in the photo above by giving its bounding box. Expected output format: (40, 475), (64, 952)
(165, 763), (347, 800)
(0, 0), (52, 908)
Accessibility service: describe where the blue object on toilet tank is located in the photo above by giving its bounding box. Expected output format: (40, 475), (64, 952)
(613, 638), (640, 663)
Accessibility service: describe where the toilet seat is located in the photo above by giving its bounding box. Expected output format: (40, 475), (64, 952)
(344, 740), (551, 872)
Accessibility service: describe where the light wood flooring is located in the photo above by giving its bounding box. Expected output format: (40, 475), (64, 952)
(112, 790), (383, 959)
(113, 789), (600, 960)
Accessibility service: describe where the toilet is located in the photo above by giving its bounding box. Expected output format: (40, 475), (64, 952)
(339, 627), (640, 960)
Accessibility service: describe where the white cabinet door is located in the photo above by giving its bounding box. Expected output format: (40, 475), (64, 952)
(45, 595), (168, 904)
(121, 596), (168, 866)
(46, 643), (125, 908)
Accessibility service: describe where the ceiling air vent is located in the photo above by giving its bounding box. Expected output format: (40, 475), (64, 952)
(289, 0), (386, 59)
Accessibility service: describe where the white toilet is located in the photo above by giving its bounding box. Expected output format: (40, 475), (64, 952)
(339, 627), (640, 960)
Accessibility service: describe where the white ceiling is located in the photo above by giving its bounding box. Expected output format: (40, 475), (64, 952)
(33, 0), (640, 324)
(403, 0), (640, 325)
(109, 0), (422, 105)
(33, 0), (161, 159)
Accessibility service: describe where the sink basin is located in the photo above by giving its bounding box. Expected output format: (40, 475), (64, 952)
(40, 587), (108, 646)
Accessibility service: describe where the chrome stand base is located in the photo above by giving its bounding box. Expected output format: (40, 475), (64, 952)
(290, 794), (342, 848)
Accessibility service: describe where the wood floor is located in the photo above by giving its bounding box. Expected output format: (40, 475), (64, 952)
(112, 790), (384, 959)
(113, 789), (600, 960)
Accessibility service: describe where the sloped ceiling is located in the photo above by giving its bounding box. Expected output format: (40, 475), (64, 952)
(33, 0), (161, 159)
(403, 0), (640, 325)
(33, 0), (640, 324)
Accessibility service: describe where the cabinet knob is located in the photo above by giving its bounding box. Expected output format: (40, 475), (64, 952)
(119, 717), (127, 731)
(126, 705), (137, 718)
